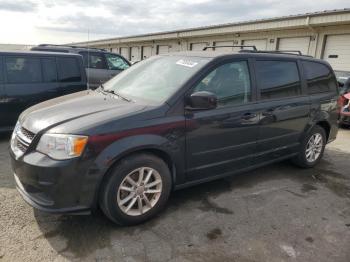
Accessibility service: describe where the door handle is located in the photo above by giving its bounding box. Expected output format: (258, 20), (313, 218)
(241, 112), (257, 120)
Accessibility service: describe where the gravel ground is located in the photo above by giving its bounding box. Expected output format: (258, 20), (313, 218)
(0, 129), (349, 262)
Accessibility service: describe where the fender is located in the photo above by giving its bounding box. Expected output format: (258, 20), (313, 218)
(88, 134), (186, 207)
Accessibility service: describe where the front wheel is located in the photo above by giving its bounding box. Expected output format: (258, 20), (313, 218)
(292, 126), (326, 168)
(99, 153), (172, 225)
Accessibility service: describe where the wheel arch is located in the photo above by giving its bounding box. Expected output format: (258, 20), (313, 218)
(91, 135), (180, 208)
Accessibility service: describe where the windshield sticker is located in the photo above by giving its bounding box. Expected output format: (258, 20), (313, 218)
(176, 59), (198, 68)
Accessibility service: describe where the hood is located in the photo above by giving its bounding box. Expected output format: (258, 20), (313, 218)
(20, 90), (147, 134)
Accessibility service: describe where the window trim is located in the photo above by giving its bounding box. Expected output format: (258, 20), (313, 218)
(186, 58), (255, 110)
(253, 58), (303, 102)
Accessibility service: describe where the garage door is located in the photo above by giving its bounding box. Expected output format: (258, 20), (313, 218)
(215, 41), (235, 52)
(111, 48), (119, 54)
(142, 46), (152, 60)
(130, 47), (141, 62)
(278, 37), (310, 55)
(158, 45), (169, 54)
(243, 39), (267, 51)
(190, 42), (208, 51)
(323, 34), (350, 71)
(120, 47), (129, 60)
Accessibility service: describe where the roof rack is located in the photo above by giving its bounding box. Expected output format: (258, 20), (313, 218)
(239, 49), (313, 57)
(203, 45), (257, 51)
(37, 44), (107, 52)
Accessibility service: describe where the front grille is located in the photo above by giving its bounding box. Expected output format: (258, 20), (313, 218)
(11, 124), (36, 157)
(20, 127), (35, 141)
(16, 139), (28, 152)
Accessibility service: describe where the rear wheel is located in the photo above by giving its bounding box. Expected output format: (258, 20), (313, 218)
(292, 126), (326, 168)
(99, 153), (172, 225)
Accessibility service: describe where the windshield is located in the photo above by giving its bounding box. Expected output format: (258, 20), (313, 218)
(103, 55), (211, 104)
(335, 70), (350, 84)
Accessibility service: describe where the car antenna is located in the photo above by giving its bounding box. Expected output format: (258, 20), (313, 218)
(87, 29), (90, 90)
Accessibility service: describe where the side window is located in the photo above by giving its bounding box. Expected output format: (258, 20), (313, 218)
(105, 54), (130, 70)
(57, 57), (81, 82)
(5, 57), (42, 83)
(0, 57), (3, 82)
(79, 52), (107, 69)
(193, 61), (251, 107)
(42, 58), (57, 82)
(302, 61), (336, 94)
(256, 60), (301, 100)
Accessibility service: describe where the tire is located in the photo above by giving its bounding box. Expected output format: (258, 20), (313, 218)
(292, 125), (327, 168)
(99, 153), (172, 225)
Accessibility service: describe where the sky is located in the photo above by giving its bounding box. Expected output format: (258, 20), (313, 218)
(0, 0), (349, 45)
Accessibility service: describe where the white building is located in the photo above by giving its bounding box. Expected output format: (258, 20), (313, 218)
(75, 9), (350, 71)
(0, 44), (34, 51)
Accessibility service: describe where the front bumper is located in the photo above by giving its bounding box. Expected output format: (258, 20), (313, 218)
(10, 150), (98, 214)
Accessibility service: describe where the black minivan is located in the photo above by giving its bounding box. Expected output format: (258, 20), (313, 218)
(0, 51), (86, 131)
(10, 50), (339, 225)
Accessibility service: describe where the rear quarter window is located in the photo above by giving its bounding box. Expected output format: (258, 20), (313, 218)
(302, 61), (337, 94)
(57, 57), (82, 82)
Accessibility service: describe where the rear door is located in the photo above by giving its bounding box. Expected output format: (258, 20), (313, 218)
(104, 53), (130, 79)
(185, 59), (259, 180)
(79, 51), (110, 88)
(4, 55), (61, 127)
(253, 59), (310, 163)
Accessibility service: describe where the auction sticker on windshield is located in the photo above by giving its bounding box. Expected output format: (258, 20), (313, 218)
(176, 59), (198, 68)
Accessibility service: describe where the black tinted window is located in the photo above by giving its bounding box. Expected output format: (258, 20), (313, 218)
(0, 57), (3, 82)
(302, 61), (336, 94)
(42, 58), (57, 82)
(256, 61), (301, 100)
(79, 52), (107, 69)
(194, 61), (251, 106)
(5, 57), (42, 83)
(57, 57), (81, 82)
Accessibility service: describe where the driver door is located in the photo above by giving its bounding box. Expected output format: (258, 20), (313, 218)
(185, 60), (259, 181)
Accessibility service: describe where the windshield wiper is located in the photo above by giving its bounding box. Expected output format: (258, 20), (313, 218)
(99, 84), (132, 102)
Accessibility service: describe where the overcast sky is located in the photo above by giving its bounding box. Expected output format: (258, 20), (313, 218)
(0, 0), (349, 45)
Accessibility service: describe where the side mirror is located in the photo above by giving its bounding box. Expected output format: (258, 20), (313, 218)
(187, 91), (217, 110)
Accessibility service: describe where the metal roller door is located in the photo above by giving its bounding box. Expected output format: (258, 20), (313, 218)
(190, 42), (208, 51)
(120, 47), (129, 60)
(215, 41), (235, 51)
(278, 37), (311, 55)
(243, 39), (267, 51)
(142, 46), (152, 60)
(158, 45), (169, 54)
(130, 46), (141, 62)
(323, 34), (350, 71)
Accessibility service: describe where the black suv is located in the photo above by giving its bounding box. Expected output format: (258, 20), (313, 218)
(10, 49), (339, 225)
(0, 51), (86, 132)
(31, 44), (130, 89)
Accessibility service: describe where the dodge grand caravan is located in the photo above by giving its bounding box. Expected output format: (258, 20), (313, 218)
(10, 50), (339, 225)
(0, 51), (86, 132)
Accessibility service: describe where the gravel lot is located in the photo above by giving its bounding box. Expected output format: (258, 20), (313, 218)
(0, 130), (349, 262)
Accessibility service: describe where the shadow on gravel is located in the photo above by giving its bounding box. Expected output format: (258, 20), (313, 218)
(32, 148), (350, 260)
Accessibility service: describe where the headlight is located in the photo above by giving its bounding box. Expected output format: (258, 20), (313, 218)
(36, 134), (88, 160)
